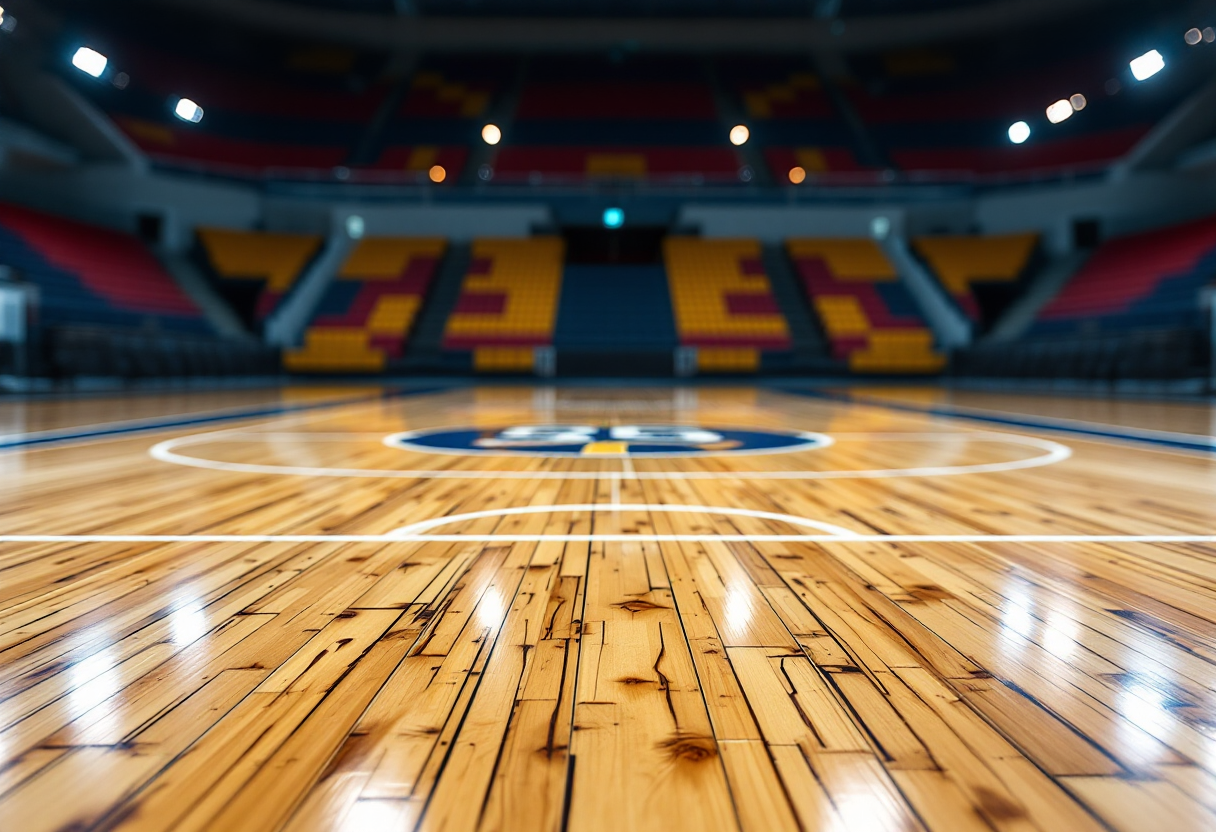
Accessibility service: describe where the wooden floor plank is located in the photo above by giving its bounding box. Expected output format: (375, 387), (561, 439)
(1, 386), (1216, 830)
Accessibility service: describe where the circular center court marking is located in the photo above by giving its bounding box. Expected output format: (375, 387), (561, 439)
(149, 430), (1071, 480)
(387, 504), (863, 538)
(384, 425), (832, 458)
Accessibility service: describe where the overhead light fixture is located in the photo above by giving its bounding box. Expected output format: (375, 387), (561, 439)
(72, 47), (108, 78)
(174, 98), (204, 123)
(429, 164), (446, 183)
(0, 7), (6, 26)
(602, 207), (624, 229)
(1008, 121), (1031, 144)
(729, 124), (750, 146)
(1069, 93), (1087, 111)
(1045, 100), (1073, 124)
(1185, 28), (1203, 46)
(788, 166), (806, 184)
(481, 124), (502, 145)
(1129, 49), (1165, 81)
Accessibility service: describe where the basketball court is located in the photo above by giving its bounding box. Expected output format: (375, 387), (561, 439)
(2, 384), (1216, 831)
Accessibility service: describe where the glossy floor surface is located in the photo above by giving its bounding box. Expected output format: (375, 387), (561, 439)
(2, 384), (1216, 832)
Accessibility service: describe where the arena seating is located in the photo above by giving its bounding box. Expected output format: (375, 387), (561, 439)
(373, 58), (510, 181)
(720, 58), (871, 183)
(196, 229), (322, 325)
(494, 56), (741, 184)
(844, 47), (1173, 182)
(0, 202), (210, 333)
(663, 238), (792, 372)
(788, 238), (944, 372)
(285, 237), (446, 372)
(913, 232), (1038, 324)
(81, 42), (390, 179)
(1032, 216), (1216, 334)
(442, 237), (565, 372)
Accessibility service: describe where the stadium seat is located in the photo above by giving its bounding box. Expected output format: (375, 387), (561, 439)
(196, 228), (323, 323)
(443, 238), (565, 372)
(788, 238), (944, 373)
(663, 238), (792, 373)
(913, 232), (1038, 322)
(285, 237), (446, 373)
(0, 202), (210, 333)
(1032, 216), (1216, 334)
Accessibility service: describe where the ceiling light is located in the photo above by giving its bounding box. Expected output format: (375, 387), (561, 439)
(1045, 100), (1073, 124)
(481, 124), (501, 145)
(729, 125), (750, 146)
(1008, 121), (1031, 144)
(429, 165), (446, 183)
(1070, 94), (1087, 111)
(72, 47), (108, 78)
(174, 98), (204, 123)
(788, 166), (806, 184)
(1129, 49), (1165, 81)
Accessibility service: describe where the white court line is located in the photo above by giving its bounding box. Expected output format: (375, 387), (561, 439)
(149, 431), (1072, 480)
(0, 535), (1213, 544)
(388, 504), (864, 537)
(4, 502), (1210, 545)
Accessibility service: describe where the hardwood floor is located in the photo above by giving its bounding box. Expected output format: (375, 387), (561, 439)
(1, 385), (1215, 831)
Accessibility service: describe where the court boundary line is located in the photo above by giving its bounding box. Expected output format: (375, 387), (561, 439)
(779, 388), (1216, 454)
(0, 386), (455, 451)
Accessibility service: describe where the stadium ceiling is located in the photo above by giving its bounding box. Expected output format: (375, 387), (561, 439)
(129, 0), (1117, 53)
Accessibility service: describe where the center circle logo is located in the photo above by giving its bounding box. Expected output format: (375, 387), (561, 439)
(384, 425), (832, 458)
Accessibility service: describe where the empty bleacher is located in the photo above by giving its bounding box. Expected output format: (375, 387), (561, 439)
(1032, 216), (1216, 335)
(371, 57), (511, 181)
(0, 202), (209, 333)
(196, 229), (322, 330)
(442, 237), (565, 372)
(285, 237), (446, 373)
(663, 238), (792, 372)
(494, 56), (740, 185)
(788, 238), (944, 373)
(843, 45), (1177, 182)
(720, 58), (871, 184)
(86, 43), (390, 180)
(913, 232), (1038, 328)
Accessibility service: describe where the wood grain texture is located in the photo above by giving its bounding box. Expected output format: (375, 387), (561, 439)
(1, 385), (1215, 831)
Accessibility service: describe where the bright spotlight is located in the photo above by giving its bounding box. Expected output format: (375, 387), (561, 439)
(0, 7), (6, 26)
(788, 166), (806, 184)
(602, 207), (624, 229)
(1129, 49), (1165, 81)
(1008, 121), (1031, 144)
(481, 124), (502, 145)
(72, 47), (108, 78)
(428, 164), (446, 183)
(174, 98), (204, 123)
(729, 124), (750, 146)
(1185, 28), (1203, 46)
(1070, 93), (1087, 111)
(1045, 100), (1073, 124)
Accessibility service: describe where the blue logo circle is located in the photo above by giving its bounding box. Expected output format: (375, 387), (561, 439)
(385, 425), (831, 458)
